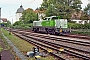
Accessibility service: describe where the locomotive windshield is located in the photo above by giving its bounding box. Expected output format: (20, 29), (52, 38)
(43, 16), (59, 21)
(52, 17), (58, 20)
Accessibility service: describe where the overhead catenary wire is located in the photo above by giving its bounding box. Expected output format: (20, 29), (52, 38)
(23, 0), (35, 8)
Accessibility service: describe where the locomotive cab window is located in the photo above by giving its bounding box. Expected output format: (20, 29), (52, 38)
(52, 17), (58, 20)
(47, 18), (50, 20)
(43, 18), (47, 20)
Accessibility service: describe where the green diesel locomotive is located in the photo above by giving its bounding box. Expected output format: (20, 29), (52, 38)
(32, 16), (70, 35)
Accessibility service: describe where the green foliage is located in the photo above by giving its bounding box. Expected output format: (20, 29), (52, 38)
(78, 3), (90, 20)
(1, 21), (11, 27)
(68, 23), (90, 36)
(21, 8), (37, 24)
(71, 31), (90, 36)
(40, 0), (82, 18)
(12, 23), (33, 29)
(13, 8), (36, 28)
(45, 5), (57, 16)
(68, 23), (81, 29)
(2, 29), (55, 60)
(84, 23), (90, 29)
(83, 3), (90, 19)
(84, 4), (90, 12)
(68, 23), (90, 29)
(13, 21), (23, 26)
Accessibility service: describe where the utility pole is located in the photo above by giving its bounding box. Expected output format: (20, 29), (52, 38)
(12, 18), (13, 25)
(0, 8), (1, 40)
(0, 8), (1, 28)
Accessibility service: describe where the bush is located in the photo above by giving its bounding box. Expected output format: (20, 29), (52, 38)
(68, 23), (81, 29)
(68, 23), (90, 29)
(71, 31), (90, 36)
(11, 23), (33, 29)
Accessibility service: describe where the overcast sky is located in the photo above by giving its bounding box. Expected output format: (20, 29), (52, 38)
(0, 0), (89, 23)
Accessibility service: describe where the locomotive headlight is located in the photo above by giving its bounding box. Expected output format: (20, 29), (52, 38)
(60, 29), (62, 33)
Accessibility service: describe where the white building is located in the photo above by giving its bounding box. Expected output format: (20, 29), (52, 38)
(1, 18), (7, 23)
(35, 9), (45, 21)
(71, 19), (90, 24)
(16, 5), (24, 21)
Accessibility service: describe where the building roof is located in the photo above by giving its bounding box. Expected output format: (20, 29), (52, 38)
(1, 18), (7, 22)
(16, 5), (24, 13)
(34, 8), (45, 13)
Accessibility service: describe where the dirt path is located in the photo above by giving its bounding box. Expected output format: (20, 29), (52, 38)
(1, 50), (14, 60)
(2, 33), (27, 60)
(0, 39), (15, 60)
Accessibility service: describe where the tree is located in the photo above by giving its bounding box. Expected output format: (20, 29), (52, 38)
(21, 8), (37, 24)
(13, 21), (23, 26)
(7, 21), (11, 27)
(1, 20), (11, 27)
(84, 4), (90, 15)
(40, 0), (82, 18)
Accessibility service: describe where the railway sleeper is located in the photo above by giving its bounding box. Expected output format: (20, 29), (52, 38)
(13, 31), (89, 57)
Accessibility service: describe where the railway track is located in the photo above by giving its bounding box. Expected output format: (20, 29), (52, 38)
(13, 32), (67, 60)
(11, 29), (90, 40)
(23, 34), (90, 59)
(63, 34), (90, 40)
(29, 33), (90, 46)
(13, 29), (89, 45)
(10, 29), (90, 60)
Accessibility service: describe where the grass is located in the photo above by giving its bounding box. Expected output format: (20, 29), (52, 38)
(2, 28), (34, 53)
(0, 33), (2, 52)
(71, 31), (90, 36)
(0, 45), (3, 51)
(2, 28), (55, 60)
(0, 29), (9, 51)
